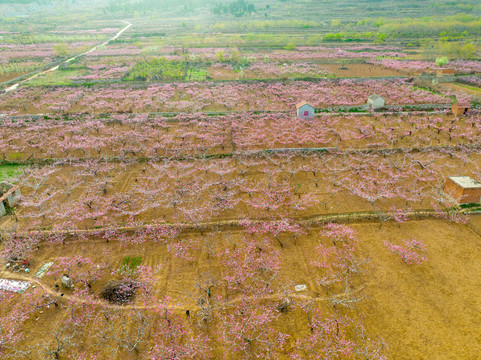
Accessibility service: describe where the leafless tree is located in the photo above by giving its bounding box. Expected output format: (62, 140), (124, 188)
(95, 308), (150, 357)
(186, 272), (219, 324)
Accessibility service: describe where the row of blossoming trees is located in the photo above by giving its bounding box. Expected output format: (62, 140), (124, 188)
(1, 110), (480, 161)
(2, 145), (477, 234)
(0, 79), (448, 114)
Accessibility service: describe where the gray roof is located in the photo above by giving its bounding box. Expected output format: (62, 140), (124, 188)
(449, 176), (481, 189)
(368, 94), (383, 101)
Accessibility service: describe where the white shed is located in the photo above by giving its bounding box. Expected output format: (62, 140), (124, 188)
(367, 94), (385, 110)
(296, 101), (315, 119)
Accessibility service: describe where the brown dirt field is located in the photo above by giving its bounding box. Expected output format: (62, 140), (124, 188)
(2, 218), (481, 358)
(208, 63), (404, 80)
(1, 145), (480, 236)
(0, 72), (27, 83)
(440, 82), (481, 99)
(355, 219), (481, 359)
(317, 63), (405, 77)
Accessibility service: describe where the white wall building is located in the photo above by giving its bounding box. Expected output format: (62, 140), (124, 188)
(296, 101), (315, 119)
(367, 94), (385, 110)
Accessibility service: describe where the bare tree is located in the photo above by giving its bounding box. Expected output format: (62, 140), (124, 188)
(95, 308), (150, 357)
(185, 272), (219, 324)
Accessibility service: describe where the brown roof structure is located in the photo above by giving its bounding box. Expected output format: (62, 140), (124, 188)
(452, 102), (471, 116)
(296, 101), (313, 109)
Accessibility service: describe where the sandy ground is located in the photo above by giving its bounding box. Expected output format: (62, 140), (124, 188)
(440, 82), (481, 98)
(0, 72), (27, 84)
(2, 218), (481, 358)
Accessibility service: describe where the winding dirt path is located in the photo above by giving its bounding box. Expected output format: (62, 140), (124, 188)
(0, 270), (360, 311)
(2, 21), (132, 94)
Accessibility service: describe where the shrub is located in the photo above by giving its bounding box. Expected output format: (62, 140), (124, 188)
(435, 56), (449, 67)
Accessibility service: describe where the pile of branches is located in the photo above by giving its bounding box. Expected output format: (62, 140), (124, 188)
(100, 280), (139, 305)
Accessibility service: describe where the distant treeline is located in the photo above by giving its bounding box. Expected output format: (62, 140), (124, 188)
(0, 0), (37, 3)
(212, 0), (257, 17)
(380, 14), (481, 38)
(0, 0), (80, 3)
(105, 0), (196, 13)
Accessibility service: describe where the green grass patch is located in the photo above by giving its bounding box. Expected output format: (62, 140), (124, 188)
(26, 68), (89, 86)
(6, 152), (24, 161)
(124, 57), (186, 81)
(120, 256), (142, 274)
(124, 57), (208, 81)
(460, 203), (481, 210)
(0, 164), (26, 183)
(186, 68), (208, 81)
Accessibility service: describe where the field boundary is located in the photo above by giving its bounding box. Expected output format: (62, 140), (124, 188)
(1, 105), (460, 121)
(1, 142), (480, 167)
(7, 208), (480, 239)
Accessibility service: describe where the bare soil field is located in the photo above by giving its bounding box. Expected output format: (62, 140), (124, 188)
(440, 82), (481, 98)
(2, 148), (480, 232)
(208, 63), (405, 80)
(0, 72), (26, 83)
(2, 218), (481, 359)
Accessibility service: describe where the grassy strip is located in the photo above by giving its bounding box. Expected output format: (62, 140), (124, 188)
(0, 164), (26, 183)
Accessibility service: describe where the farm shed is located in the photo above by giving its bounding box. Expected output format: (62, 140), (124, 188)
(367, 94), (385, 110)
(444, 176), (481, 205)
(452, 102), (470, 116)
(296, 101), (315, 119)
(436, 68), (455, 77)
(0, 182), (21, 216)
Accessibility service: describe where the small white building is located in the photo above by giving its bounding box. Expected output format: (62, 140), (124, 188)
(61, 275), (74, 289)
(296, 101), (315, 119)
(367, 94), (385, 110)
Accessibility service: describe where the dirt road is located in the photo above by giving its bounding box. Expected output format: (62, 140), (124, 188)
(2, 21), (132, 94)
